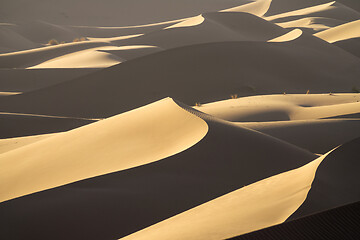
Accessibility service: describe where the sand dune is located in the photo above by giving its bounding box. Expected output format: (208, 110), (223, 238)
(221, 0), (272, 17)
(28, 46), (124, 69)
(0, 0), (249, 26)
(239, 118), (360, 153)
(265, 1), (359, 22)
(0, 1), (359, 239)
(268, 28), (303, 42)
(0, 24), (39, 53)
(0, 38), (358, 118)
(276, 17), (344, 33)
(0, 133), (54, 154)
(120, 152), (329, 240)
(334, 37), (360, 57)
(0, 68), (97, 92)
(69, 19), (184, 38)
(231, 201), (360, 239)
(28, 45), (161, 69)
(314, 19), (360, 43)
(0, 91), (21, 96)
(290, 137), (360, 219)
(0, 34), (141, 68)
(0, 112), (94, 138)
(0, 98), (208, 202)
(0, 98), (314, 239)
(117, 12), (289, 49)
(195, 94), (360, 122)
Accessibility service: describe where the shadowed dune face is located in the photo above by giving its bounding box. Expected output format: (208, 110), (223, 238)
(0, 0), (359, 239)
(0, 99), (315, 240)
(290, 137), (360, 219)
(0, 39), (359, 119)
(0, 98), (208, 202)
(195, 94), (360, 121)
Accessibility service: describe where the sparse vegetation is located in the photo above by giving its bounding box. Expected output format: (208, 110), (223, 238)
(73, 37), (87, 42)
(230, 94), (238, 99)
(48, 39), (59, 45)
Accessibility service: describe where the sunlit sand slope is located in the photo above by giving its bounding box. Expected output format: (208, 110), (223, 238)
(0, 98), (314, 240)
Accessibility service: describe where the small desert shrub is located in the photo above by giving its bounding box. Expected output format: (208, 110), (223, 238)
(48, 39), (59, 45)
(73, 37), (87, 42)
(230, 94), (238, 99)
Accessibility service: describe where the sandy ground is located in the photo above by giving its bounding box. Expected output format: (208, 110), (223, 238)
(0, 0), (359, 239)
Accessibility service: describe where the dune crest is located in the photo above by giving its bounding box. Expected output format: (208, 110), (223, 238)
(0, 98), (208, 202)
(221, 0), (272, 17)
(268, 28), (303, 42)
(265, 1), (337, 21)
(314, 19), (360, 43)
(165, 15), (205, 29)
(120, 151), (332, 240)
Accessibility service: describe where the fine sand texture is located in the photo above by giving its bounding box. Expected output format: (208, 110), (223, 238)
(1, 1), (359, 239)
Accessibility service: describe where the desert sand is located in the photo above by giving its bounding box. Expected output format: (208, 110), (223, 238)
(0, 0), (359, 239)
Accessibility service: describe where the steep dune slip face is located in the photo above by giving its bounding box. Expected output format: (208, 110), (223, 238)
(120, 137), (360, 240)
(0, 98), (315, 240)
(0, 39), (359, 119)
(0, 98), (208, 203)
(195, 94), (360, 122)
(120, 152), (329, 240)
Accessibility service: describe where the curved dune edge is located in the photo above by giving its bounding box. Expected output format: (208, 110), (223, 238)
(195, 94), (360, 122)
(28, 45), (159, 69)
(268, 28), (303, 42)
(314, 19), (360, 43)
(238, 119), (360, 153)
(0, 98), (208, 203)
(264, 1), (337, 21)
(28, 47), (123, 69)
(120, 150), (333, 240)
(0, 133), (54, 154)
(221, 0), (272, 17)
(165, 15), (205, 29)
(276, 17), (341, 32)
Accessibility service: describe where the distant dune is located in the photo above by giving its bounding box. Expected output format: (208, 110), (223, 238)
(0, 0), (359, 239)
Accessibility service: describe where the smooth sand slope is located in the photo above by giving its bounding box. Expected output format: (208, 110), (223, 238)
(290, 137), (360, 219)
(0, 0), (249, 26)
(231, 201), (360, 240)
(117, 12), (289, 49)
(29, 45), (161, 69)
(0, 34), (141, 68)
(0, 112), (94, 139)
(314, 19), (360, 43)
(0, 38), (359, 118)
(0, 133), (54, 154)
(119, 137), (360, 240)
(239, 118), (360, 153)
(0, 98), (208, 202)
(195, 94), (360, 121)
(0, 98), (315, 240)
(0, 68), (97, 92)
(120, 152), (331, 240)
